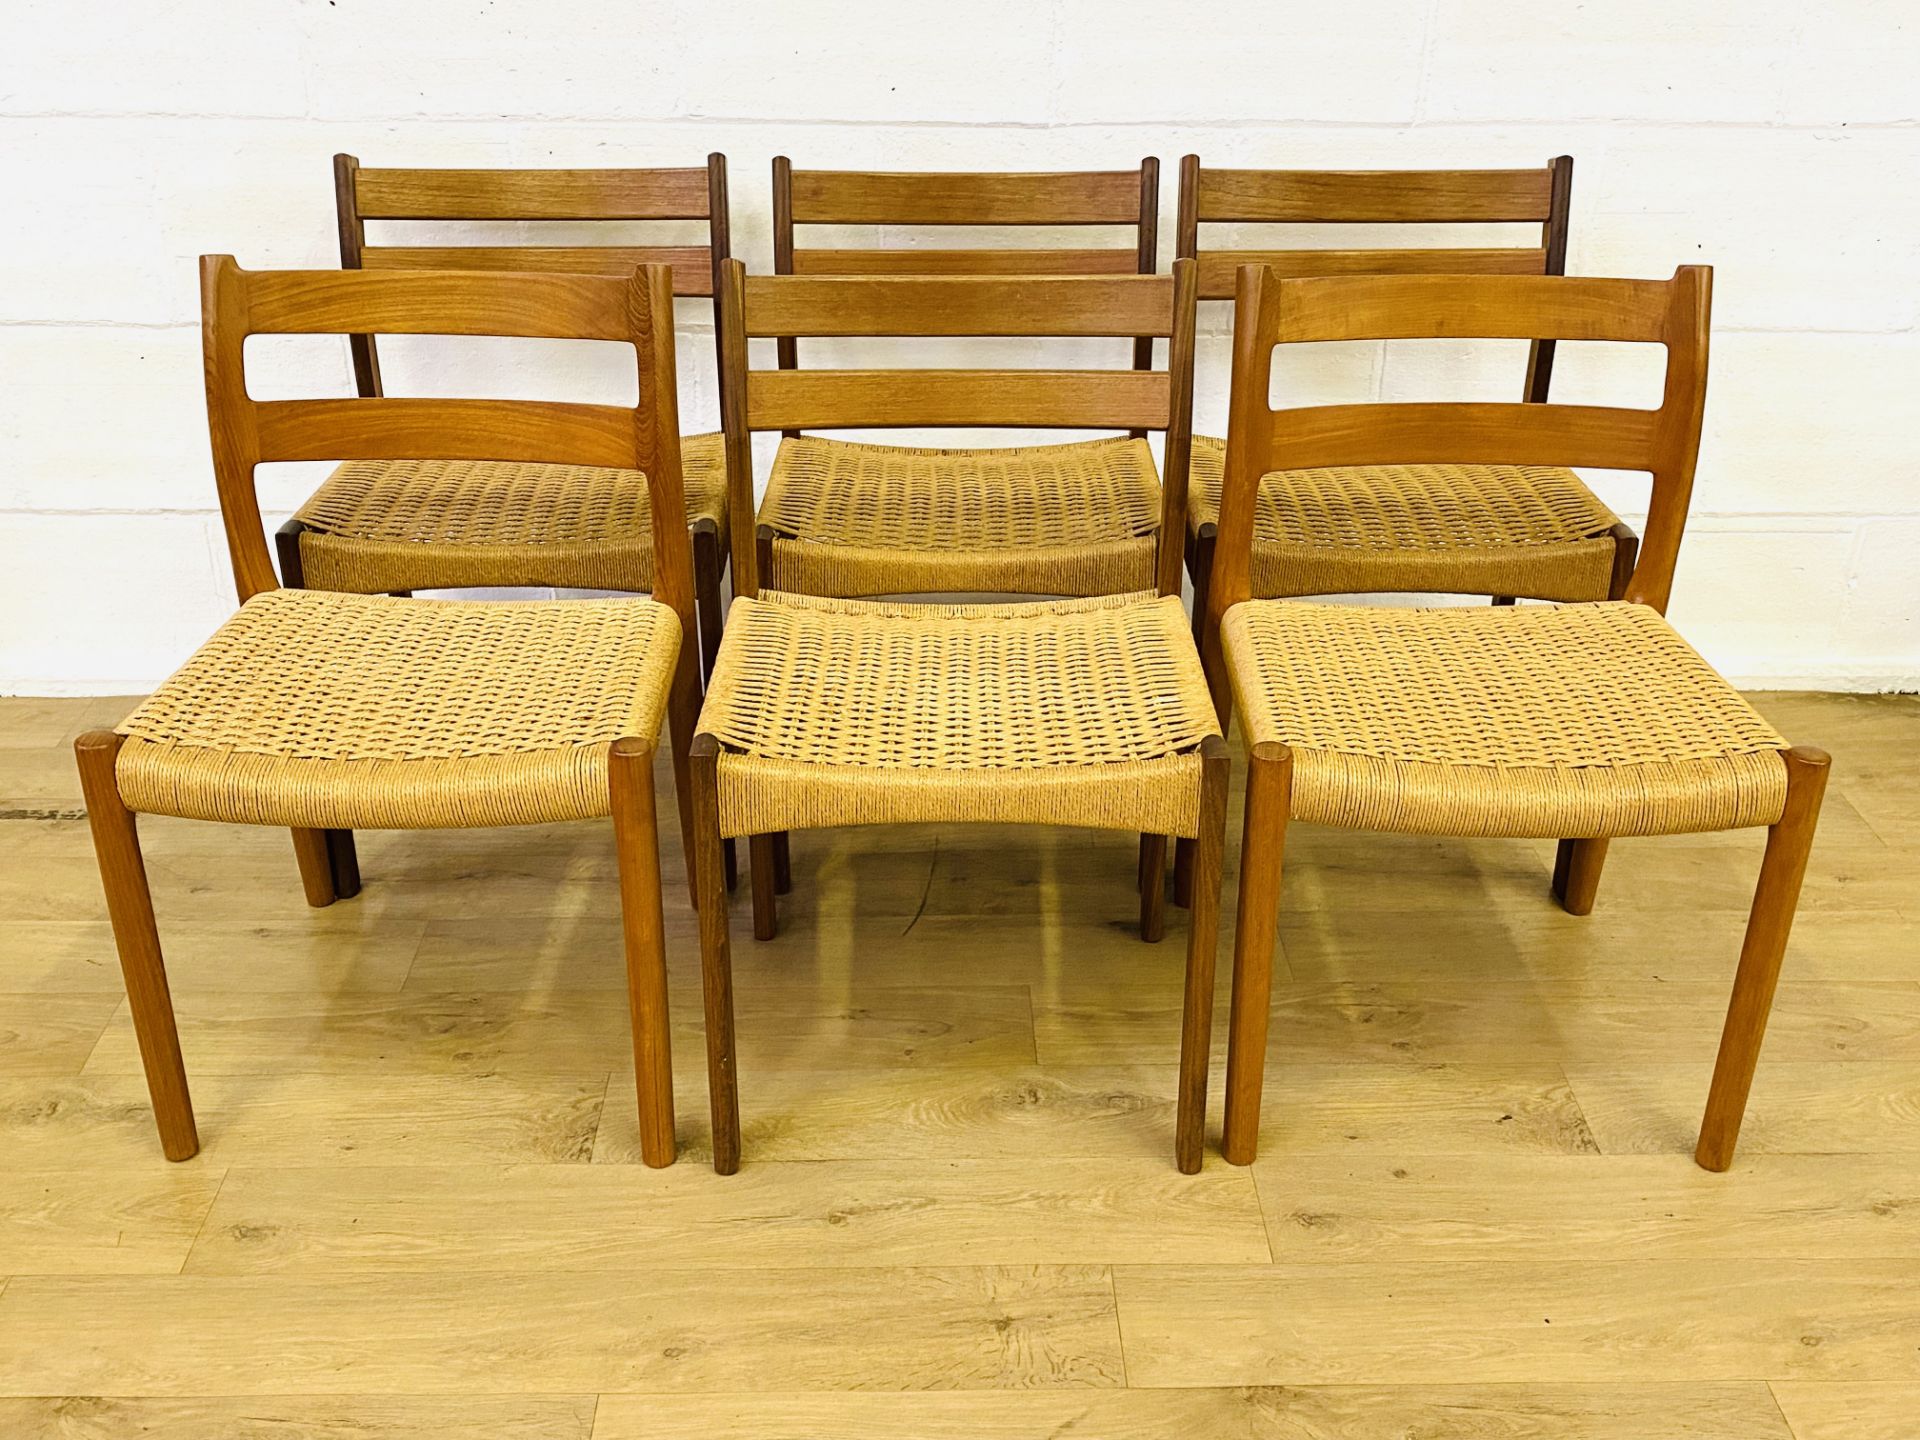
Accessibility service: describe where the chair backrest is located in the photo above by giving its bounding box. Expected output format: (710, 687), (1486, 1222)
(199, 257), (695, 648)
(333, 154), (730, 398)
(772, 160), (1162, 388)
(1178, 157), (1573, 401)
(717, 257), (1199, 599)
(1201, 264), (1711, 684)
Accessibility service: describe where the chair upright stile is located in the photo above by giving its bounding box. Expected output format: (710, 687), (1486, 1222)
(77, 259), (701, 1166)
(1200, 263), (1829, 1173)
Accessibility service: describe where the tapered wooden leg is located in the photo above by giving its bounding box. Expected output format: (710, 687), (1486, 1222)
(665, 640), (701, 909)
(1175, 736), (1230, 1174)
(1223, 742), (1292, 1166)
(692, 735), (741, 1174)
(1188, 525), (1216, 649)
(325, 829), (361, 898)
(74, 731), (198, 1162)
(752, 526), (793, 896)
(1139, 834), (1167, 943)
(289, 828), (339, 908)
(692, 520), (738, 893)
(1552, 837), (1610, 916)
(749, 835), (779, 941)
(1696, 746), (1830, 1173)
(772, 831), (792, 894)
(1173, 836), (1196, 908)
(609, 738), (675, 1168)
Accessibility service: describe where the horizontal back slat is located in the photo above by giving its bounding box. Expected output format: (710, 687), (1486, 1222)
(747, 370), (1171, 431)
(360, 245), (715, 294)
(253, 398), (640, 468)
(789, 169), (1144, 225)
(241, 269), (640, 340)
(742, 274), (1174, 338)
(1196, 246), (1546, 298)
(1270, 273), (1674, 343)
(792, 247), (1139, 276)
(1198, 168), (1554, 223)
(355, 167), (711, 220)
(1266, 402), (1658, 472)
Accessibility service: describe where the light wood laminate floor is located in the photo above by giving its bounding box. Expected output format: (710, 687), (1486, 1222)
(0, 691), (1915, 1438)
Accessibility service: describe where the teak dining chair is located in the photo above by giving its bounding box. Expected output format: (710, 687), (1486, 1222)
(292, 156), (733, 681)
(754, 160), (1168, 600)
(1176, 158), (1636, 622)
(694, 258), (1229, 1174)
(76, 259), (701, 1166)
(1201, 263), (1829, 1174)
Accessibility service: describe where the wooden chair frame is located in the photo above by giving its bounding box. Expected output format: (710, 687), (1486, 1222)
(1202, 263), (1828, 1172)
(1174, 157), (1623, 624)
(695, 259), (1226, 1173)
(313, 154), (734, 683)
(79, 258), (701, 1166)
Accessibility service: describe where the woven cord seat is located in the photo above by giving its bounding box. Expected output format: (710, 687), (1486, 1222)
(1188, 434), (1622, 601)
(698, 591), (1219, 838)
(291, 431), (729, 595)
(1223, 600), (1789, 839)
(756, 435), (1162, 597)
(114, 589), (681, 830)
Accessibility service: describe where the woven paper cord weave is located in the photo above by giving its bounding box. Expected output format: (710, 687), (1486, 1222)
(758, 435), (1161, 597)
(1222, 599), (1789, 838)
(699, 590), (1218, 837)
(115, 589), (680, 830)
(293, 430), (728, 594)
(1189, 434), (1620, 601)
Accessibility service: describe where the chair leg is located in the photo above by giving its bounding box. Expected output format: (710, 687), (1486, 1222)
(691, 520), (737, 894)
(1695, 746), (1830, 1173)
(772, 831), (792, 894)
(1174, 736), (1230, 1174)
(664, 645), (702, 909)
(74, 732), (198, 1162)
(609, 738), (676, 1168)
(1139, 834), (1166, 943)
(1188, 524), (1216, 650)
(1222, 742), (1292, 1167)
(325, 829), (362, 898)
(749, 835), (780, 941)
(1173, 836), (1196, 908)
(289, 828), (340, 908)
(692, 736), (742, 1174)
(1492, 595), (1517, 606)
(1552, 837), (1610, 916)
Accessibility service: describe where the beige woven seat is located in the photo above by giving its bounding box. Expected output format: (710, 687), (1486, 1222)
(291, 431), (728, 595)
(756, 435), (1161, 598)
(700, 590), (1217, 837)
(1188, 435), (1621, 601)
(115, 589), (681, 831)
(1223, 600), (1789, 838)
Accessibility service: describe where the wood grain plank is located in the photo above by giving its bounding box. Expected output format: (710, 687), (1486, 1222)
(0, 922), (423, 994)
(592, 1062), (1597, 1164)
(1114, 1260), (1920, 1385)
(595, 1384), (1791, 1439)
(0, 1267), (1123, 1394)
(0, 1074), (608, 1167)
(0, 1167), (226, 1275)
(0, 994), (120, 1073)
(1251, 1154), (1920, 1262)
(0, 1395), (596, 1439)
(1769, 1382), (1920, 1440)
(185, 1159), (1268, 1273)
(82, 986), (1036, 1076)
(1566, 1061), (1920, 1156)
(1034, 980), (1920, 1066)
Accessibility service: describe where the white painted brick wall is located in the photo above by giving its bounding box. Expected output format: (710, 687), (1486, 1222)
(2, 0), (1915, 692)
